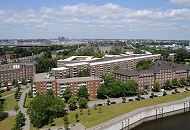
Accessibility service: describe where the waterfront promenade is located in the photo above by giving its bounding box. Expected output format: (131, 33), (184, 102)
(89, 96), (190, 130)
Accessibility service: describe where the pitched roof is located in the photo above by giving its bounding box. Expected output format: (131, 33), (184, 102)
(114, 60), (189, 77)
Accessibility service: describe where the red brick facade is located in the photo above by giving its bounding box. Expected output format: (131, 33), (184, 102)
(114, 61), (190, 90)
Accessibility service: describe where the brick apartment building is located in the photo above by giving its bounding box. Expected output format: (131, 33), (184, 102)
(56, 54), (161, 78)
(54, 54), (161, 77)
(0, 63), (35, 85)
(33, 73), (102, 97)
(114, 60), (190, 90)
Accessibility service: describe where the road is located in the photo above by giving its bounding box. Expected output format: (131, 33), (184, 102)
(88, 88), (187, 107)
(18, 88), (30, 130)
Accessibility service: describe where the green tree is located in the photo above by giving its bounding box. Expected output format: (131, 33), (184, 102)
(97, 85), (108, 99)
(152, 82), (161, 92)
(75, 113), (79, 122)
(98, 107), (102, 113)
(48, 116), (54, 126)
(13, 111), (25, 130)
(51, 97), (66, 118)
(77, 86), (89, 99)
(78, 69), (90, 77)
(164, 80), (172, 90)
(80, 109), (83, 115)
(14, 105), (19, 112)
(122, 97), (126, 103)
(124, 80), (139, 95)
(136, 59), (153, 70)
(87, 108), (91, 115)
(175, 48), (190, 62)
(179, 78), (186, 87)
(97, 75), (139, 99)
(187, 77), (190, 85)
(36, 57), (57, 73)
(21, 78), (27, 85)
(68, 97), (77, 110)
(160, 50), (169, 60)
(3, 82), (8, 87)
(172, 78), (179, 88)
(63, 115), (69, 130)
(0, 102), (8, 121)
(63, 88), (72, 103)
(28, 90), (33, 98)
(12, 80), (19, 88)
(107, 98), (111, 105)
(14, 87), (21, 99)
(78, 97), (88, 108)
(28, 92), (65, 128)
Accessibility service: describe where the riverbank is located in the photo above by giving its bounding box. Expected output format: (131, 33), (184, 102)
(89, 93), (190, 130)
(33, 91), (190, 130)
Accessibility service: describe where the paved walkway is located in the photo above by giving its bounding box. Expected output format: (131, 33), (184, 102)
(40, 123), (85, 130)
(1, 93), (15, 99)
(4, 110), (16, 116)
(18, 88), (30, 130)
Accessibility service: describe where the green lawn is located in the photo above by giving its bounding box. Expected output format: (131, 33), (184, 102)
(0, 116), (16, 130)
(3, 95), (17, 110)
(31, 91), (190, 129)
(24, 94), (32, 108)
(1, 90), (16, 97)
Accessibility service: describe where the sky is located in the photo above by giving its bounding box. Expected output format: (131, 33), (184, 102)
(0, 0), (190, 40)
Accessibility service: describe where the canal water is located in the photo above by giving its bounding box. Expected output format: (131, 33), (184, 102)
(132, 112), (190, 130)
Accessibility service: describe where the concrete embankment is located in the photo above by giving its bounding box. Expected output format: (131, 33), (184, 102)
(89, 97), (190, 130)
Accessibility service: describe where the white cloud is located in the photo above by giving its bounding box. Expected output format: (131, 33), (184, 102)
(170, 0), (190, 5)
(0, 3), (190, 39)
(1, 3), (190, 26)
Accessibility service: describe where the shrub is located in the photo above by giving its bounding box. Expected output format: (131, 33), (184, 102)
(80, 109), (83, 115)
(94, 104), (97, 110)
(175, 88), (180, 93)
(87, 108), (91, 115)
(172, 92), (176, 94)
(128, 99), (133, 101)
(122, 97), (126, 103)
(111, 101), (116, 104)
(75, 113), (79, 122)
(0, 112), (8, 121)
(98, 107), (102, 113)
(150, 93), (154, 98)
(97, 103), (103, 106)
(163, 91), (167, 96)
(107, 99), (111, 105)
(185, 87), (190, 91)
(135, 98), (141, 101)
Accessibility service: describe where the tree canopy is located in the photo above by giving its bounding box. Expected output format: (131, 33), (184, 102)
(97, 74), (139, 99)
(152, 82), (161, 92)
(63, 88), (72, 103)
(77, 86), (89, 99)
(28, 90), (65, 128)
(78, 69), (90, 77)
(136, 59), (153, 70)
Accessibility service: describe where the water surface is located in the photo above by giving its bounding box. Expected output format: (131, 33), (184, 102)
(132, 112), (190, 130)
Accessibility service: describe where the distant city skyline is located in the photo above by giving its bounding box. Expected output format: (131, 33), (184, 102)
(0, 0), (190, 40)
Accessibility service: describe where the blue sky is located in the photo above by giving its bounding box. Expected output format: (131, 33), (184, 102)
(0, 0), (190, 39)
